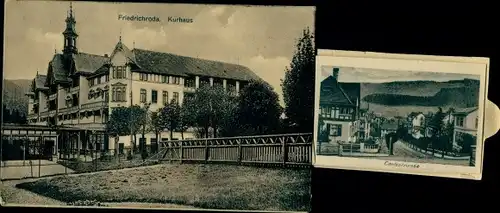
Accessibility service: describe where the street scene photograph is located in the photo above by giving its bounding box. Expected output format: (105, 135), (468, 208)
(1, 1), (315, 211)
(316, 66), (481, 167)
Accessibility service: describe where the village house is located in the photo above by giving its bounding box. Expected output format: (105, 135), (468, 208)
(318, 67), (367, 144)
(452, 107), (478, 148)
(410, 113), (426, 138)
(25, 4), (260, 154)
(380, 121), (398, 138)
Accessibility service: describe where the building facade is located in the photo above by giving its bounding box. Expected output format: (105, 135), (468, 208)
(318, 67), (365, 144)
(452, 107), (478, 149)
(25, 4), (260, 153)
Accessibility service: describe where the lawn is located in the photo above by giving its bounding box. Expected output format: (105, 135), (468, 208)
(15, 164), (311, 211)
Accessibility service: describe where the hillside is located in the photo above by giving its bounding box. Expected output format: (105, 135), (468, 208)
(3, 79), (32, 116)
(357, 78), (480, 117)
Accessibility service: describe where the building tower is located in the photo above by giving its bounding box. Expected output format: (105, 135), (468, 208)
(62, 2), (78, 55)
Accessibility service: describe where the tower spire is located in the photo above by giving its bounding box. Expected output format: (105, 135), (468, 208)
(69, 2), (73, 18)
(63, 2), (78, 55)
(119, 28), (122, 42)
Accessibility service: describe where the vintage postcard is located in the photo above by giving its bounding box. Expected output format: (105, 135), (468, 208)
(313, 50), (497, 180)
(1, 0), (315, 211)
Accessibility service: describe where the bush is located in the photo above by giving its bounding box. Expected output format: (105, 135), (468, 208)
(141, 150), (149, 161)
(317, 128), (329, 143)
(126, 150), (133, 160)
(458, 134), (476, 154)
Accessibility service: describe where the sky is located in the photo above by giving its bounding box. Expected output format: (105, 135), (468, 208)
(3, 1), (315, 106)
(320, 66), (480, 83)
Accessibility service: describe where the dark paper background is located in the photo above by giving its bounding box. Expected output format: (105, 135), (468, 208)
(1, 0), (498, 212)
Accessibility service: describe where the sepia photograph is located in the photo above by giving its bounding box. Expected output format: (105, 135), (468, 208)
(1, 1), (315, 211)
(313, 51), (490, 180)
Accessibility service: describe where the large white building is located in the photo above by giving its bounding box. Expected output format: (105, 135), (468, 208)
(25, 4), (260, 153)
(452, 107), (478, 149)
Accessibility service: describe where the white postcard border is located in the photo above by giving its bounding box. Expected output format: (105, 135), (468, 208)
(313, 52), (489, 180)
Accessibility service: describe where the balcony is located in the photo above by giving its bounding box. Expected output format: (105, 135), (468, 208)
(40, 111), (49, 117)
(59, 106), (80, 114)
(70, 86), (80, 94)
(49, 93), (57, 100)
(27, 114), (39, 120)
(81, 101), (109, 111)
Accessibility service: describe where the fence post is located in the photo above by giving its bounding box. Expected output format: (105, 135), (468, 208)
(205, 140), (209, 163)
(179, 141), (183, 163)
(237, 140), (242, 164)
(282, 137), (287, 167)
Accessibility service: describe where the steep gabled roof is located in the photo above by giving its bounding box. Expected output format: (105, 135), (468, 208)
(453, 107), (478, 115)
(46, 52), (109, 84)
(319, 76), (358, 106)
(130, 48), (261, 81)
(111, 41), (137, 64)
(48, 54), (71, 83)
(73, 52), (109, 74)
(34, 75), (48, 89)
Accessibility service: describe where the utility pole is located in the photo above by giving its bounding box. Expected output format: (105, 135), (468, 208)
(128, 58), (134, 156)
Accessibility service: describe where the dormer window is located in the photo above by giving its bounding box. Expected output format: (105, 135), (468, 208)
(113, 66), (126, 79)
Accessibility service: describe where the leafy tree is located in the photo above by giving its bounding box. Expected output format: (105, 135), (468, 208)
(236, 80), (282, 135)
(129, 105), (146, 154)
(184, 83), (233, 138)
(317, 118), (329, 142)
(281, 27), (315, 133)
(150, 109), (163, 147)
(458, 134), (476, 154)
(139, 104), (152, 152)
(430, 107), (446, 156)
(106, 107), (132, 157)
(160, 99), (181, 140)
(209, 84), (235, 138)
(2, 104), (11, 123)
(177, 97), (195, 139)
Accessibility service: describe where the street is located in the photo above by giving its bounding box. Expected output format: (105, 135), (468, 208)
(362, 141), (470, 166)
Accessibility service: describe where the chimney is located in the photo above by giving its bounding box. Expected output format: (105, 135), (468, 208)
(104, 54), (109, 57)
(332, 67), (339, 79)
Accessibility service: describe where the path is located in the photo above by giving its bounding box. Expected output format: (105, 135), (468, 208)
(360, 141), (469, 166)
(1, 160), (75, 180)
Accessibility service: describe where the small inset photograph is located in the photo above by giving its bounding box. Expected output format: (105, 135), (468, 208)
(314, 51), (490, 180)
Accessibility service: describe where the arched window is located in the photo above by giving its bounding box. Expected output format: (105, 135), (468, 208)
(112, 88), (117, 101)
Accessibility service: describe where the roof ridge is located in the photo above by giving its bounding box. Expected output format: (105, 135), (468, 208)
(78, 52), (108, 58)
(132, 48), (251, 69)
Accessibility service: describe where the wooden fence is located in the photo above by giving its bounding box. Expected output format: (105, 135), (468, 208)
(470, 145), (476, 166)
(151, 133), (313, 167)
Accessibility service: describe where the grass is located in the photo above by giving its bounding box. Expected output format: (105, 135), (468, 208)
(58, 155), (159, 174)
(15, 164), (311, 211)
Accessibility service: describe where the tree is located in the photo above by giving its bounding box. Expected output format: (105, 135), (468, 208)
(236, 80), (282, 135)
(458, 134), (476, 154)
(2, 104), (11, 123)
(281, 27), (315, 133)
(129, 105), (146, 154)
(429, 107), (446, 156)
(177, 97), (195, 139)
(160, 99), (181, 140)
(150, 109), (163, 150)
(139, 104), (152, 152)
(184, 83), (234, 138)
(317, 118), (329, 142)
(106, 107), (132, 158)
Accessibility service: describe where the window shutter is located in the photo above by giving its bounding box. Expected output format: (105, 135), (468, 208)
(326, 123), (331, 135)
